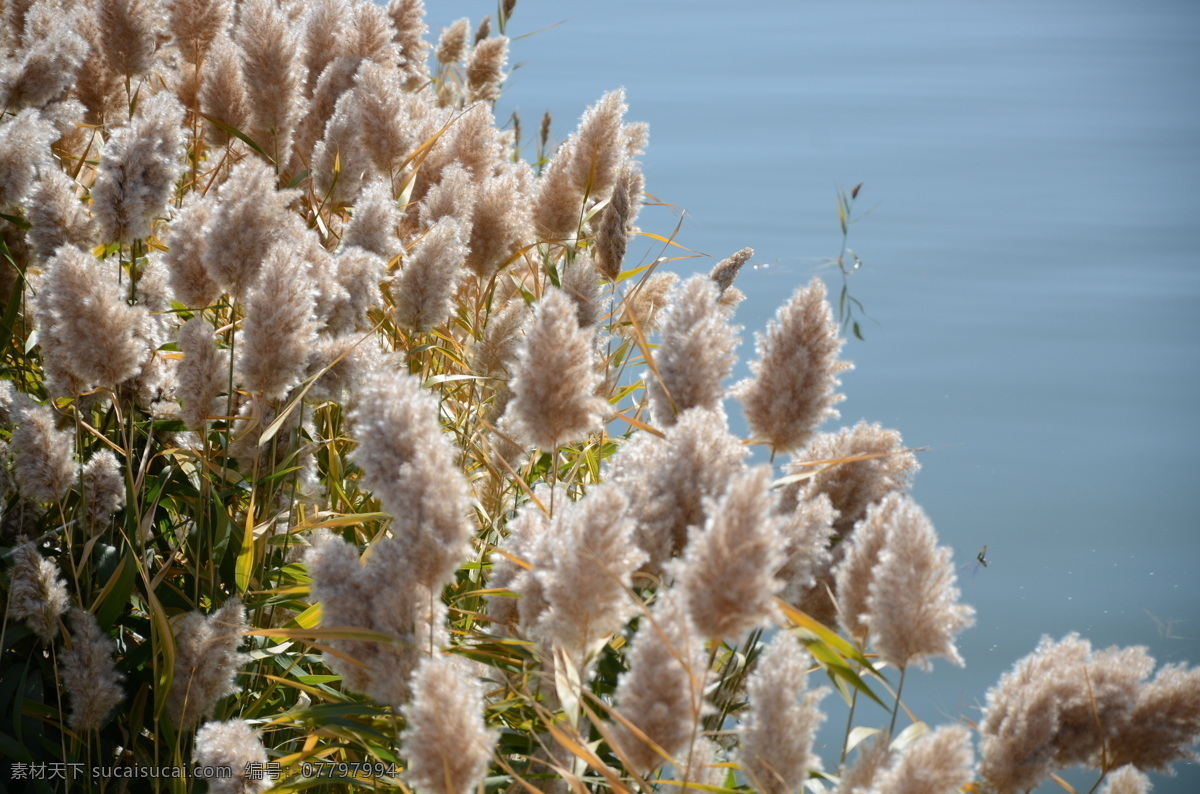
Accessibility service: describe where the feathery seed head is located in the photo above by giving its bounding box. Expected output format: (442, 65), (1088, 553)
(193, 719), (271, 794)
(169, 598), (248, 728)
(349, 368), (473, 589)
(503, 287), (607, 450)
(400, 653), (497, 794)
(736, 632), (828, 794)
(7, 540), (69, 642)
(733, 276), (850, 455)
(61, 609), (124, 731)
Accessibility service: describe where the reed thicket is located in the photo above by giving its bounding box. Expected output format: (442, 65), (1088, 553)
(1, 1), (1197, 793)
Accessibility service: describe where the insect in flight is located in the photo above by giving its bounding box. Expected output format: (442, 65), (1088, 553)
(959, 546), (988, 578)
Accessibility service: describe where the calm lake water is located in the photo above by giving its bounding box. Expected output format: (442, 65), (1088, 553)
(422, 1), (1200, 788)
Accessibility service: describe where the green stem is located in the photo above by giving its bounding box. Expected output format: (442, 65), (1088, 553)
(888, 665), (908, 737)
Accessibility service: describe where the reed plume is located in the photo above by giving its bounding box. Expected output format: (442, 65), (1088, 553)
(193, 719), (271, 794)
(0, 3), (88, 111)
(400, 653), (497, 794)
(0, 108), (55, 207)
(7, 540), (69, 642)
(169, 598), (248, 728)
(24, 165), (96, 260)
(647, 274), (740, 427)
(674, 466), (785, 642)
(733, 276), (850, 455)
(503, 288), (607, 450)
(611, 593), (707, 775)
(236, 241), (319, 400)
(863, 494), (975, 670)
(10, 398), (75, 503)
(349, 367), (473, 589)
(872, 725), (975, 794)
(392, 217), (468, 331)
(60, 609), (124, 731)
(736, 632), (828, 794)
(235, 0), (304, 164)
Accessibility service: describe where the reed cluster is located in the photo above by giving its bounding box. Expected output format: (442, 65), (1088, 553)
(1, 1), (1197, 792)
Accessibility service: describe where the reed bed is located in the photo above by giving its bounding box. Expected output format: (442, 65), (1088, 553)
(1, 1), (1197, 792)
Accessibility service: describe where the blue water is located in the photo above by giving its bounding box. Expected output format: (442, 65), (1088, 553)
(423, 1), (1200, 788)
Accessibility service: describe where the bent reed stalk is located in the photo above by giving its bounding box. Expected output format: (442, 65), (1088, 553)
(0, 1), (1198, 793)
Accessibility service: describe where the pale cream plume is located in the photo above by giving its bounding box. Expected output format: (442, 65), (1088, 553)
(502, 288), (607, 450)
(675, 466), (785, 642)
(735, 632), (828, 794)
(647, 275), (739, 427)
(60, 609), (124, 731)
(611, 593), (707, 775)
(7, 540), (69, 642)
(400, 653), (497, 794)
(733, 276), (850, 455)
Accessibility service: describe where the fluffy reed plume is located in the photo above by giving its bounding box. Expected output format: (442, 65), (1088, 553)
(523, 486), (646, 668)
(350, 61), (426, 178)
(60, 609), (124, 731)
(1106, 662), (1200, 772)
(300, 0), (348, 95)
(533, 89), (628, 242)
(435, 18), (469, 66)
(400, 653), (497, 794)
(24, 166), (95, 259)
(81, 450), (124, 531)
(862, 494), (975, 670)
(784, 420), (919, 536)
(36, 245), (147, 391)
(177, 317), (229, 430)
(503, 288), (607, 450)
(775, 492), (837, 607)
(312, 87), (374, 205)
(349, 368), (473, 589)
(10, 398), (75, 503)
(595, 168), (637, 281)
(199, 34), (252, 147)
(710, 247), (753, 295)
(975, 633), (1200, 791)
(871, 725), (975, 794)
(7, 540), (69, 642)
(303, 532), (380, 695)
(466, 35), (508, 103)
(342, 1), (401, 65)
(465, 162), (534, 279)
(235, 0), (304, 163)
(90, 92), (185, 244)
(201, 159), (300, 293)
(193, 720), (271, 794)
(561, 253), (602, 328)
(419, 162), (477, 228)
(236, 242), (319, 400)
(0, 4), (88, 111)
(611, 593), (707, 775)
(0, 108), (55, 207)
(169, 598), (248, 728)
(162, 196), (221, 308)
(94, 0), (159, 81)
(1100, 767), (1153, 794)
(735, 632), (828, 794)
(647, 275), (740, 427)
(617, 271), (677, 339)
(608, 406), (746, 574)
(392, 217), (468, 331)
(836, 734), (892, 794)
(675, 466), (785, 642)
(387, 0), (430, 87)
(166, 0), (233, 65)
(833, 494), (897, 644)
(733, 276), (850, 455)
(473, 15), (491, 45)
(327, 246), (386, 334)
(342, 178), (403, 261)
